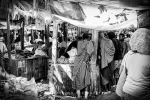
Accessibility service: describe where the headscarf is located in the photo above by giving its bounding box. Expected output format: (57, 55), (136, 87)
(129, 28), (150, 55)
(100, 33), (115, 69)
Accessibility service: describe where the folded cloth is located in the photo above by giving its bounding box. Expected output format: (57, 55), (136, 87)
(100, 38), (115, 69)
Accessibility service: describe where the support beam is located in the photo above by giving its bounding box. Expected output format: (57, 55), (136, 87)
(45, 24), (50, 49)
(7, 0), (11, 68)
(90, 30), (99, 94)
(77, 27), (80, 37)
(52, 21), (58, 64)
(31, 29), (34, 44)
(48, 20), (58, 83)
(91, 30), (98, 64)
(20, 20), (24, 50)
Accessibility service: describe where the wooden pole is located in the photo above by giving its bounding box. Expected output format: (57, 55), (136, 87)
(90, 29), (99, 94)
(20, 20), (24, 50)
(91, 30), (98, 64)
(52, 20), (58, 64)
(48, 20), (58, 83)
(45, 24), (50, 49)
(77, 27), (80, 37)
(7, 0), (11, 68)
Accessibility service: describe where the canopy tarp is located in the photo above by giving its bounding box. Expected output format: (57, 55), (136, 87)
(58, 0), (150, 10)
(53, 2), (137, 30)
(54, 14), (137, 30)
(50, 1), (86, 21)
(0, 0), (147, 30)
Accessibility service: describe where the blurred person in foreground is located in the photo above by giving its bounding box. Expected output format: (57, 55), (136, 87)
(116, 28), (150, 100)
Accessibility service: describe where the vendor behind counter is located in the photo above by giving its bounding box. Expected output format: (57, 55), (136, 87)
(57, 37), (82, 64)
(33, 39), (47, 57)
(63, 36), (82, 58)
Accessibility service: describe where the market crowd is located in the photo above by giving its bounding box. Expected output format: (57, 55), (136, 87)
(0, 28), (150, 100)
(58, 28), (150, 100)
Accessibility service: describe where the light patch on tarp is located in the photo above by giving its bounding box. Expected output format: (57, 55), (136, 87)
(54, 12), (137, 30)
(50, 1), (86, 21)
(58, 0), (150, 10)
(79, 3), (125, 25)
(53, 3), (137, 30)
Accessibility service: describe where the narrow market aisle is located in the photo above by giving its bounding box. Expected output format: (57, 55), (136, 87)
(36, 79), (121, 100)
(57, 92), (122, 100)
(59, 96), (95, 100)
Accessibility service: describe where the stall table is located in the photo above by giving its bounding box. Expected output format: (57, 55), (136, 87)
(4, 56), (49, 80)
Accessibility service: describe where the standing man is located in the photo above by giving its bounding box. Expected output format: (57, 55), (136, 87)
(119, 33), (128, 58)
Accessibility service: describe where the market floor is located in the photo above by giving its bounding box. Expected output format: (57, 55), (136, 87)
(58, 92), (122, 100)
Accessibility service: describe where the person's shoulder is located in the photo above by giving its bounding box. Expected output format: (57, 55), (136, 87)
(112, 38), (119, 43)
(78, 40), (83, 44)
(127, 50), (134, 55)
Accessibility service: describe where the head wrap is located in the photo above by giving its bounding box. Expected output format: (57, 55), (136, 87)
(107, 32), (116, 39)
(129, 28), (150, 55)
(82, 33), (89, 40)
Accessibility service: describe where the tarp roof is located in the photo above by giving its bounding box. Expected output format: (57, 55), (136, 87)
(52, 1), (138, 30)
(58, 0), (150, 10)
(1, 0), (149, 30)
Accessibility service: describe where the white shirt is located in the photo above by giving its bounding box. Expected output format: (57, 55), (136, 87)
(122, 51), (150, 98)
(67, 48), (77, 63)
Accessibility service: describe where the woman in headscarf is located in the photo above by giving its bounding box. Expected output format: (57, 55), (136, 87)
(116, 28), (150, 100)
(72, 33), (94, 99)
(99, 32), (115, 94)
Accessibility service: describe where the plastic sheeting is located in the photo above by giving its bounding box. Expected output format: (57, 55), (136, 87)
(58, 0), (150, 10)
(54, 12), (137, 30)
(50, 1), (85, 21)
(52, 2), (138, 30)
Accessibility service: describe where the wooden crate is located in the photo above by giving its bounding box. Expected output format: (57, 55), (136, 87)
(27, 56), (48, 80)
(4, 56), (48, 80)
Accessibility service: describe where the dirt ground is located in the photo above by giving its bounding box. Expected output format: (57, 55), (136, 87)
(59, 92), (122, 100)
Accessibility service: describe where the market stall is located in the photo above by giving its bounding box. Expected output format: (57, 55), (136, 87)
(0, 0), (150, 99)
